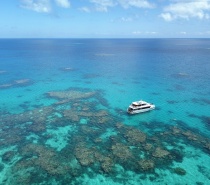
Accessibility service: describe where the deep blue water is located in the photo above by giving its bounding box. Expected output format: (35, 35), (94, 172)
(0, 39), (210, 184)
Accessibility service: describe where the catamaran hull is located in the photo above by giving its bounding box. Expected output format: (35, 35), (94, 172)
(127, 105), (155, 114)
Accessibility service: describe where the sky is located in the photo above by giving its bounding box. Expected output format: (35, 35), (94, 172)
(1, 0), (210, 38)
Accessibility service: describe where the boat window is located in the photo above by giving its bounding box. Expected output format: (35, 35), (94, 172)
(128, 108), (133, 111)
(137, 106), (150, 110)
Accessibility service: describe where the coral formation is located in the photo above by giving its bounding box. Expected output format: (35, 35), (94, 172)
(74, 143), (95, 166)
(0, 84), (13, 89)
(0, 70), (6, 74)
(47, 90), (95, 100)
(15, 144), (70, 177)
(111, 143), (133, 161)
(2, 151), (16, 162)
(124, 128), (146, 144)
(173, 167), (186, 176)
(138, 159), (155, 171)
(0, 87), (209, 184)
(14, 79), (30, 84)
(0, 79), (32, 89)
(152, 147), (170, 158)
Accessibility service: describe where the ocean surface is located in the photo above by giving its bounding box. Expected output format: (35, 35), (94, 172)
(0, 38), (210, 185)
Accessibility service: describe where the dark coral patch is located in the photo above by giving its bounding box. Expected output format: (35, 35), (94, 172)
(172, 167), (186, 176)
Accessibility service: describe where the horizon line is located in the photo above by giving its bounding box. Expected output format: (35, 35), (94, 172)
(0, 37), (210, 39)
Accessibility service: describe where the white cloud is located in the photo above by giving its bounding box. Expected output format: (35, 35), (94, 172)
(160, 0), (210, 21)
(79, 7), (91, 13)
(159, 12), (173, 21)
(132, 31), (157, 35)
(54, 0), (70, 8)
(118, 0), (154, 9)
(145, 31), (157, 34)
(180, 31), (187, 35)
(198, 30), (210, 35)
(132, 31), (142, 35)
(90, 0), (115, 12)
(121, 17), (133, 22)
(20, 0), (70, 13)
(20, 0), (51, 13)
(88, 0), (154, 12)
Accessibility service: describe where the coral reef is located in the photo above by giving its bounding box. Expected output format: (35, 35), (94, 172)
(0, 84), (13, 89)
(60, 67), (74, 71)
(124, 128), (146, 144)
(14, 79), (30, 84)
(15, 144), (70, 177)
(0, 70), (6, 74)
(138, 159), (155, 171)
(0, 79), (32, 89)
(173, 167), (186, 176)
(74, 142), (114, 173)
(47, 90), (96, 101)
(2, 151), (16, 162)
(111, 143), (133, 161)
(74, 143), (95, 166)
(152, 147), (170, 158)
(143, 143), (153, 151)
(0, 164), (4, 172)
(0, 87), (209, 184)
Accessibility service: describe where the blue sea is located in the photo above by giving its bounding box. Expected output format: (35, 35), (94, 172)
(0, 39), (210, 185)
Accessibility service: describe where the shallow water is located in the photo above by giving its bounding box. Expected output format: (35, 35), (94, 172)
(0, 39), (210, 185)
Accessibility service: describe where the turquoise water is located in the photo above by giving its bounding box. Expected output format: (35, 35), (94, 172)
(0, 39), (210, 184)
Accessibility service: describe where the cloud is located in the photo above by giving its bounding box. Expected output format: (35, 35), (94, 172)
(132, 31), (142, 35)
(79, 7), (91, 13)
(132, 31), (157, 35)
(90, 0), (116, 12)
(198, 30), (210, 35)
(20, 0), (51, 13)
(121, 17), (133, 22)
(160, 12), (173, 21)
(20, 0), (70, 13)
(180, 31), (187, 35)
(160, 0), (210, 21)
(145, 31), (157, 34)
(88, 0), (154, 12)
(54, 0), (70, 8)
(118, 0), (155, 9)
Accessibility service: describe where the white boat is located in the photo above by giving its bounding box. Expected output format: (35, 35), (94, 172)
(127, 100), (155, 114)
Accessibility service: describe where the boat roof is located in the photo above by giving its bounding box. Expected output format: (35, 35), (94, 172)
(132, 100), (147, 105)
